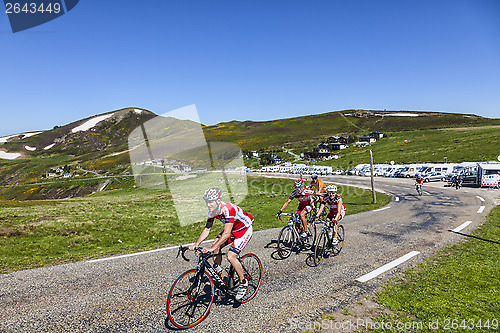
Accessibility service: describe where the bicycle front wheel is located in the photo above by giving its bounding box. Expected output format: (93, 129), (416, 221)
(229, 253), (263, 303)
(333, 224), (345, 255)
(277, 225), (295, 259)
(166, 269), (215, 329)
(313, 229), (328, 266)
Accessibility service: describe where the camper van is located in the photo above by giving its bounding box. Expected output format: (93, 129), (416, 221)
(420, 164), (455, 177)
(399, 164), (428, 178)
(477, 162), (500, 187)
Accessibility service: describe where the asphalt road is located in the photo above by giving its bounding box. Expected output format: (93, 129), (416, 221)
(0, 175), (498, 333)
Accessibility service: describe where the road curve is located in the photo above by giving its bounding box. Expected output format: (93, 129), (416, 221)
(0, 175), (498, 333)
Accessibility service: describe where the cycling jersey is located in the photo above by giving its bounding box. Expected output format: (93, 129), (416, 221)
(289, 187), (315, 204)
(415, 178), (424, 185)
(206, 202), (254, 233)
(289, 187), (315, 214)
(322, 194), (346, 220)
(310, 179), (327, 193)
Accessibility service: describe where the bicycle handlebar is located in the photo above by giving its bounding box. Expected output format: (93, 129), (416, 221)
(177, 245), (221, 262)
(177, 245), (191, 261)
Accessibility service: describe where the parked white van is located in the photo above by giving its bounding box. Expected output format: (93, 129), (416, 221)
(420, 164), (455, 177)
(399, 164), (427, 178)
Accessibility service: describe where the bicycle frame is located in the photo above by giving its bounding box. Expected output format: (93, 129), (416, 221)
(282, 213), (309, 244)
(189, 250), (235, 296)
(319, 221), (335, 244)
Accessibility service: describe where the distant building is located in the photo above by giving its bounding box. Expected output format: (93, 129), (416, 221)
(330, 143), (347, 150)
(359, 136), (376, 144)
(303, 144), (336, 160)
(371, 131), (384, 139)
(328, 136), (349, 144)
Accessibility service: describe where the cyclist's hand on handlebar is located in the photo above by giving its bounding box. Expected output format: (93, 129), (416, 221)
(276, 211), (282, 219)
(188, 244), (197, 251)
(201, 246), (214, 254)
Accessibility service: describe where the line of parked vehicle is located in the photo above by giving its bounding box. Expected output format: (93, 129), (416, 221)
(341, 161), (500, 187)
(253, 161), (500, 187)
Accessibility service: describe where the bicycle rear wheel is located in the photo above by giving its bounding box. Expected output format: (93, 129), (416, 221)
(277, 225), (295, 258)
(166, 269), (215, 329)
(333, 224), (344, 255)
(229, 253), (263, 303)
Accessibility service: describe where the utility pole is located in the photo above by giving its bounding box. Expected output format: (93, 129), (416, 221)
(370, 150), (376, 204)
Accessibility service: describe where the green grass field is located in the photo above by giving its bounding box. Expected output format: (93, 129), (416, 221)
(368, 205), (500, 332)
(0, 176), (390, 273)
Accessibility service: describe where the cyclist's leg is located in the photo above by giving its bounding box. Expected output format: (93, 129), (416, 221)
(299, 205), (313, 233)
(212, 232), (230, 266)
(334, 209), (345, 239)
(227, 226), (252, 283)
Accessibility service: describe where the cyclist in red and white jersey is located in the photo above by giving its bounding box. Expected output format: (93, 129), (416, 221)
(415, 173), (424, 187)
(189, 187), (253, 301)
(315, 185), (345, 245)
(276, 178), (315, 239)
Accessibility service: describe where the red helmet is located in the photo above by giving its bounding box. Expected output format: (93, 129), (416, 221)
(203, 187), (222, 201)
(294, 179), (304, 188)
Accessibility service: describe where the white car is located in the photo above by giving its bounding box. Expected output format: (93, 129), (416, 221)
(423, 172), (447, 182)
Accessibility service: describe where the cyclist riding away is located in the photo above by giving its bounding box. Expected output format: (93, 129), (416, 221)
(315, 185), (345, 245)
(276, 178), (315, 239)
(189, 187), (254, 301)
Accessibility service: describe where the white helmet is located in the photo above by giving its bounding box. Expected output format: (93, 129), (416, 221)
(326, 185), (337, 193)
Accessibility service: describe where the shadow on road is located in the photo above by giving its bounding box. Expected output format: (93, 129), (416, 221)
(448, 230), (500, 245)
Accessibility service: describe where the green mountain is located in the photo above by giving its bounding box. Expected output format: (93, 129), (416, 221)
(1, 108), (498, 200)
(203, 110), (499, 150)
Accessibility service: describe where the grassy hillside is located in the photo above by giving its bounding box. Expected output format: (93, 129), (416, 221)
(315, 125), (500, 170)
(203, 110), (500, 151)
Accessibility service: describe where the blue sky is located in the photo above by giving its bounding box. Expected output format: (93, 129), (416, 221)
(1, 0), (499, 136)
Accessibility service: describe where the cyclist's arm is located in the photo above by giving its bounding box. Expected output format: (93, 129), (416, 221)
(190, 221), (212, 250)
(278, 198), (292, 214)
(203, 222), (233, 253)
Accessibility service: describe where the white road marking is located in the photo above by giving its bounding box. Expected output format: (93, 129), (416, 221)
(476, 196), (485, 202)
(451, 221), (472, 233)
(356, 251), (421, 283)
(423, 191), (431, 195)
(87, 239), (213, 263)
(477, 206), (485, 214)
(374, 206), (390, 212)
(395, 197), (400, 202)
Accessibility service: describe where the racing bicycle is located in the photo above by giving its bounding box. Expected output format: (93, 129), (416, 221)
(313, 219), (345, 266)
(166, 246), (263, 329)
(277, 212), (319, 259)
(415, 184), (423, 196)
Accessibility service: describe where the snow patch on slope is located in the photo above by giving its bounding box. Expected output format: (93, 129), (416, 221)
(0, 150), (21, 160)
(72, 114), (114, 133)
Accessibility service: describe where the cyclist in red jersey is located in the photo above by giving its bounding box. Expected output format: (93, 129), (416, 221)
(315, 185), (345, 245)
(276, 178), (315, 239)
(189, 187), (253, 301)
(415, 173), (424, 186)
(415, 173), (424, 185)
